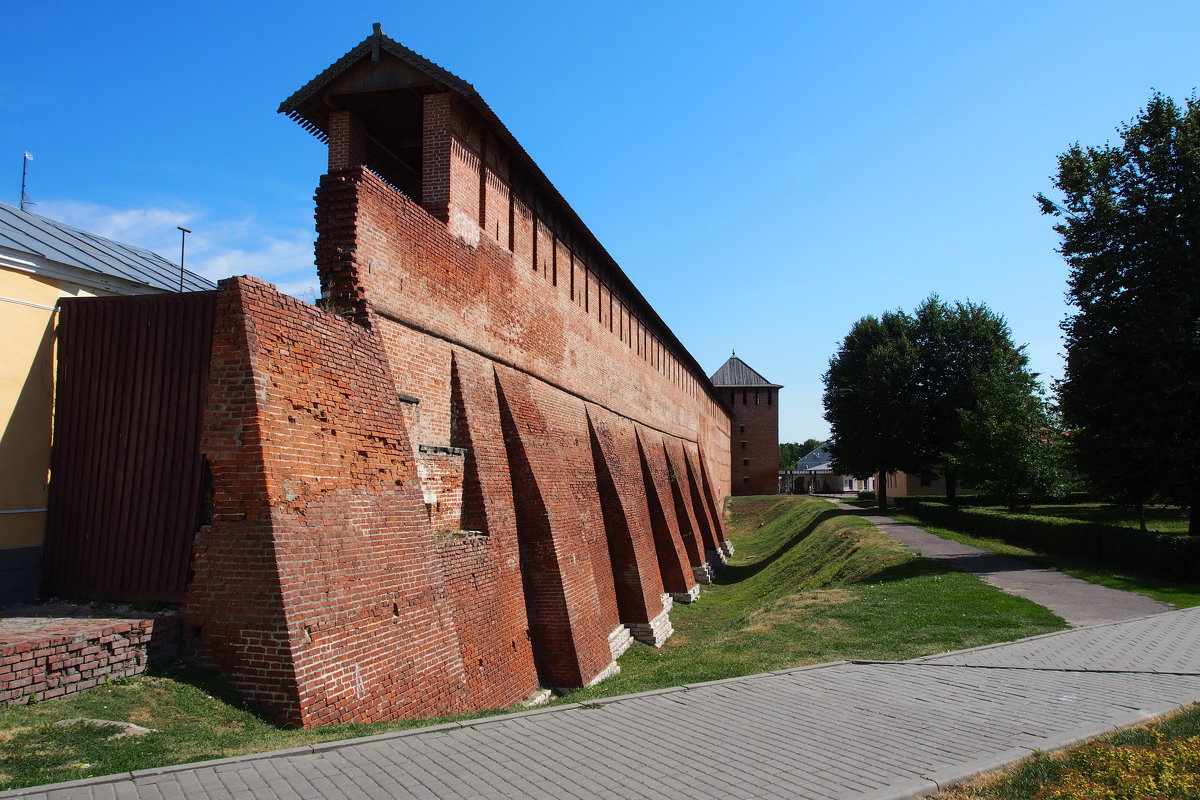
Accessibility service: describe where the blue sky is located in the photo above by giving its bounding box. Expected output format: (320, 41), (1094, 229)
(3, 2), (1198, 443)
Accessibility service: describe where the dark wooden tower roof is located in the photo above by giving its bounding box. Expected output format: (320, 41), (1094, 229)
(710, 354), (782, 388)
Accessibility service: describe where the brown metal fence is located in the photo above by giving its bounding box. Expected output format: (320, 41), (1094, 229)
(42, 291), (216, 602)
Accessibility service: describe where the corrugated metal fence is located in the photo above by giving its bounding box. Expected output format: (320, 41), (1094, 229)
(42, 292), (216, 602)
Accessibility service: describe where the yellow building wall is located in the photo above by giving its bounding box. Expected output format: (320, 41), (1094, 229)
(0, 267), (112, 556)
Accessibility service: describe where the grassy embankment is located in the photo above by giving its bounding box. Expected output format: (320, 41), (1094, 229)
(0, 495), (1064, 790)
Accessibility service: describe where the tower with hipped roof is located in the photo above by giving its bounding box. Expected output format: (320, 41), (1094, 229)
(710, 353), (781, 495)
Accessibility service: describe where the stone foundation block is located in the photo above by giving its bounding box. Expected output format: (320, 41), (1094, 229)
(624, 604), (674, 648)
(670, 584), (702, 604)
(607, 624), (634, 661)
(584, 659), (621, 688)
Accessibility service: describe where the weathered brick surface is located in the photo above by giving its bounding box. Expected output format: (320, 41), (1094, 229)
(587, 407), (667, 627)
(439, 351), (539, 707)
(493, 366), (616, 689)
(0, 615), (179, 707)
(183, 62), (732, 725)
(636, 429), (700, 599)
(185, 278), (473, 726)
(316, 163), (730, 485)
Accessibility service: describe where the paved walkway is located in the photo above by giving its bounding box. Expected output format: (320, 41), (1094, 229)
(5, 607), (1200, 800)
(835, 502), (1171, 627)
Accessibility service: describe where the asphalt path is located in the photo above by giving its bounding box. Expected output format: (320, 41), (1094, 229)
(835, 501), (1171, 627)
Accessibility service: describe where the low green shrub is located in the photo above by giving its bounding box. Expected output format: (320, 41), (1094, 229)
(857, 490), (875, 501)
(1036, 730), (1200, 800)
(896, 499), (1200, 581)
(911, 491), (1099, 508)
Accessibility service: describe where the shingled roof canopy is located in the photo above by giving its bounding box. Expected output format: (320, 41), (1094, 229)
(280, 24), (725, 410)
(0, 202), (215, 294)
(710, 355), (782, 388)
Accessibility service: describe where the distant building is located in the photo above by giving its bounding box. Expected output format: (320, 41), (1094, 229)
(0, 202), (214, 603)
(710, 353), (781, 495)
(793, 441), (873, 495)
(876, 470), (972, 500)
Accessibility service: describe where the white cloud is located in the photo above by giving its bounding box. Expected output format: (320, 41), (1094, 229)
(191, 232), (319, 300)
(38, 200), (196, 256)
(35, 199), (319, 301)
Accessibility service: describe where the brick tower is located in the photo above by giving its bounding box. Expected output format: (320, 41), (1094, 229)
(710, 354), (781, 495)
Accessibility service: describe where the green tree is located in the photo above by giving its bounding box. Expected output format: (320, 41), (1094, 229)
(778, 442), (805, 469)
(822, 311), (919, 509)
(824, 298), (1044, 509)
(910, 296), (1035, 505)
(952, 351), (1054, 511)
(1037, 92), (1200, 534)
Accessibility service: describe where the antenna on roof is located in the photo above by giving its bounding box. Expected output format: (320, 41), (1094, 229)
(20, 151), (35, 211)
(177, 226), (192, 292)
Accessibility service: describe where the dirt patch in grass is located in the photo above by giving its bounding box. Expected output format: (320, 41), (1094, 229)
(742, 589), (854, 634)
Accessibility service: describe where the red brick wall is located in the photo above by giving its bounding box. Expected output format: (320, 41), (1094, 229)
(723, 386), (780, 495)
(587, 407), (668, 627)
(185, 86), (732, 725)
(317, 165), (730, 483)
(187, 277), (512, 726)
(493, 367), (617, 688)
(0, 616), (179, 707)
(443, 351), (540, 706)
(636, 428), (699, 596)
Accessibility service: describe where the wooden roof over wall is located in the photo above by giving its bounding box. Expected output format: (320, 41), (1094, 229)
(280, 24), (727, 410)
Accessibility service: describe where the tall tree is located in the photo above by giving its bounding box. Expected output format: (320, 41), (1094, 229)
(822, 311), (919, 508)
(952, 349), (1054, 511)
(910, 296), (1033, 504)
(1037, 92), (1200, 534)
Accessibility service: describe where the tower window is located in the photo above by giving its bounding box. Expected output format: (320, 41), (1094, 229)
(739, 424), (745, 434)
(742, 458), (750, 466)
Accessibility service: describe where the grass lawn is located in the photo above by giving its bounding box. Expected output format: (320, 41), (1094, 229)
(892, 512), (1200, 609)
(562, 495), (1065, 701)
(0, 495), (1065, 791)
(931, 703), (1200, 799)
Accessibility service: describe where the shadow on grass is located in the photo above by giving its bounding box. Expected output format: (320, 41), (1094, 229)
(717, 508), (855, 585)
(851, 556), (964, 586)
(148, 660), (264, 716)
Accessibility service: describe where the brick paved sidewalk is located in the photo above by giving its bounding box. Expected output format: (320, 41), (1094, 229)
(835, 502), (1171, 627)
(5, 607), (1199, 800)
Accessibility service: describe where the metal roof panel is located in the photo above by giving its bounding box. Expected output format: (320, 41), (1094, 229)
(0, 202), (215, 293)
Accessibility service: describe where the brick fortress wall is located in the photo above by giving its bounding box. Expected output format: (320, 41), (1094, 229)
(184, 80), (732, 725)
